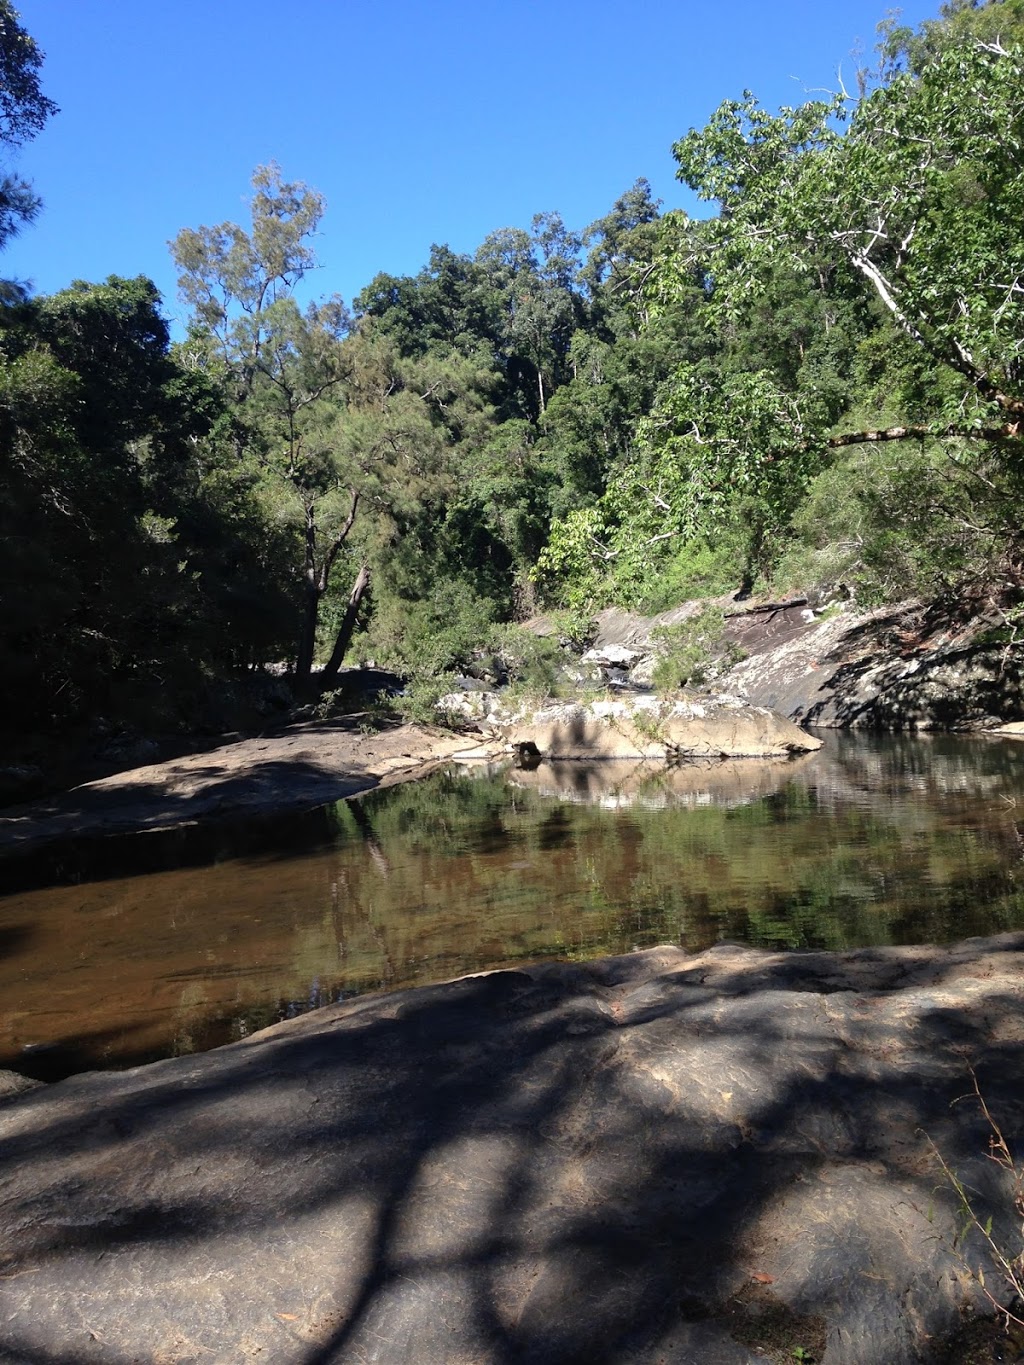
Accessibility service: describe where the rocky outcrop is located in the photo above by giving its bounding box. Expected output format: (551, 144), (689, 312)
(720, 602), (1024, 729)
(2, 934), (1023, 1363)
(500, 695), (822, 760)
(577, 598), (1024, 731)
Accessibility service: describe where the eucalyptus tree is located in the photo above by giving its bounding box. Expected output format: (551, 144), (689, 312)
(172, 166), (368, 686)
(173, 166), (503, 686)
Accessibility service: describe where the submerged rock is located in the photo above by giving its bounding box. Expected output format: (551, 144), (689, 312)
(1, 934), (1022, 1362)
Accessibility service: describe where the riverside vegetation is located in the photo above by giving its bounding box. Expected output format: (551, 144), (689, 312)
(2, 0), (1024, 764)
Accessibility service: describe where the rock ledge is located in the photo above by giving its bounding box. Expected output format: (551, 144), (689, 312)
(2, 933), (1023, 1363)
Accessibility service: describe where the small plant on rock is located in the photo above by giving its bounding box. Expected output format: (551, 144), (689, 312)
(925, 1070), (1024, 1332)
(651, 604), (747, 694)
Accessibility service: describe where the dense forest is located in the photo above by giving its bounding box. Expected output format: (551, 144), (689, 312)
(2, 0), (1023, 754)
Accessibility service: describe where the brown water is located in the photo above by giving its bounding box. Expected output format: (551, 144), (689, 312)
(3, 732), (1024, 1079)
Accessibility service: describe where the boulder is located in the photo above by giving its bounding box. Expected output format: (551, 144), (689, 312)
(1, 935), (1023, 1362)
(499, 695), (822, 760)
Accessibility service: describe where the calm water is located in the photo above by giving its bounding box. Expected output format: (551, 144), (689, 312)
(3, 732), (1024, 1078)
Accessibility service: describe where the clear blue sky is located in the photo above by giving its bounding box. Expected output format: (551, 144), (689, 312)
(5, 0), (937, 332)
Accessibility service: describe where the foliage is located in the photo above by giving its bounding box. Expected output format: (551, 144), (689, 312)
(10, 0), (1024, 756)
(671, 41), (1024, 423)
(650, 605), (746, 693)
(0, 0), (58, 251)
(0, 274), (297, 739)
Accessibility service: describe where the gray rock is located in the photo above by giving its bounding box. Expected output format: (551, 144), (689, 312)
(2, 935), (1023, 1362)
(568, 597), (1024, 731)
(582, 644), (643, 668)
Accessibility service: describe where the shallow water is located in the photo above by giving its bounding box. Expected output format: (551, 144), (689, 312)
(3, 731), (1024, 1078)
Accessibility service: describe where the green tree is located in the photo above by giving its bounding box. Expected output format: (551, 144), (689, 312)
(0, 275), (289, 736)
(0, 0), (58, 251)
(670, 38), (1024, 435)
(600, 29), (1024, 606)
(172, 166), (365, 688)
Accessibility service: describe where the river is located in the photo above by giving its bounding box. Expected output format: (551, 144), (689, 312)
(3, 731), (1024, 1078)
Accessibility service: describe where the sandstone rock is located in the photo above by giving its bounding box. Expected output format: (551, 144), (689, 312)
(500, 696), (822, 760)
(0, 721), (503, 860)
(581, 643), (642, 667)
(1, 935), (1023, 1363)
(989, 719), (1024, 738)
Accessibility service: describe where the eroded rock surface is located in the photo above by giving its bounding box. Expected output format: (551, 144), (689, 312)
(2, 935), (1023, 1363)
(578, 598), (1024, 730)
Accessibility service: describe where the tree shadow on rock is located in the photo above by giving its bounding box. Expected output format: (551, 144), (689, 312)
(0, 947), (1022, 1362)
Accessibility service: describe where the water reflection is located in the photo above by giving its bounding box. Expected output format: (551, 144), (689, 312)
(2, 733), (1024, 1077)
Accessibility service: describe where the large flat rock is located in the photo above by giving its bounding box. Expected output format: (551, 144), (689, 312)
(501, 697), (821, 760)
(2, 935), (1024, 1362)
(0, 719), (495, 860)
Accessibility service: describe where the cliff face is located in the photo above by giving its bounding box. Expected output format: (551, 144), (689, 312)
(588, 598), (1024, 731)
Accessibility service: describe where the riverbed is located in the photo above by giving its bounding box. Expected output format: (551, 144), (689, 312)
(3, 731), (1024, 1078)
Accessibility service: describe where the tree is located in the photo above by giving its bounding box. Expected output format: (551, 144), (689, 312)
(0, 274), (294, 736)
(670, 38), (1024, 435)
(593, 31), (1024, 604)
(0, 1), (58, 250)
(172, 166), (365, 688)
(173, 167), (495, 688)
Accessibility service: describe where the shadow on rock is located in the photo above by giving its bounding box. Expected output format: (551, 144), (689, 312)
(1, 937), (1024, 1363)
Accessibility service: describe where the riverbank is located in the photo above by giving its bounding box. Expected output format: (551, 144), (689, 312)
(2, 933), (1023, 1363)
(0, 715), (501, 861)
(0, 691), (822, 864)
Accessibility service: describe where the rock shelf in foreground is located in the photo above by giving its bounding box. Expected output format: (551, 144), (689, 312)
(2, 933), (1023, 1363)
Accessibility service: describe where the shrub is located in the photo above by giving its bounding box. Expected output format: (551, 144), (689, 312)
(650, 605), (746, 693)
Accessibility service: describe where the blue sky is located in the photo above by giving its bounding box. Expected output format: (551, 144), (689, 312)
(5, 0), (936, 331)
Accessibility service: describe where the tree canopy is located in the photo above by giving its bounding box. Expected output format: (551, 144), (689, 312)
(6, 0), (1024, 755)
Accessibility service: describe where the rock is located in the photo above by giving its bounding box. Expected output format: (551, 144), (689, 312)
(559, 596), (1024, 731)
(0, 720), (505, 861)
(0, 1069), (42, 1104)
(627, 654), (657, 687)
(436, 688), (502, 721)
(499, 696), (822, 760)
(451, 674), (495, 693)
(720, 602), (1024, 730)
(989, 720), (1024, 738)
(1, 934), (1023, 1362)
(581, 643), (642, 667)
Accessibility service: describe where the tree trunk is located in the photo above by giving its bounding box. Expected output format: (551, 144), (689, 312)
(295, 584), (321, 695)
(295, 505), (321, 694)
(321, 563), (371, 684)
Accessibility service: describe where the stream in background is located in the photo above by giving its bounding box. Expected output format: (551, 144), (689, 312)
(3, 731), (1024, 1078)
